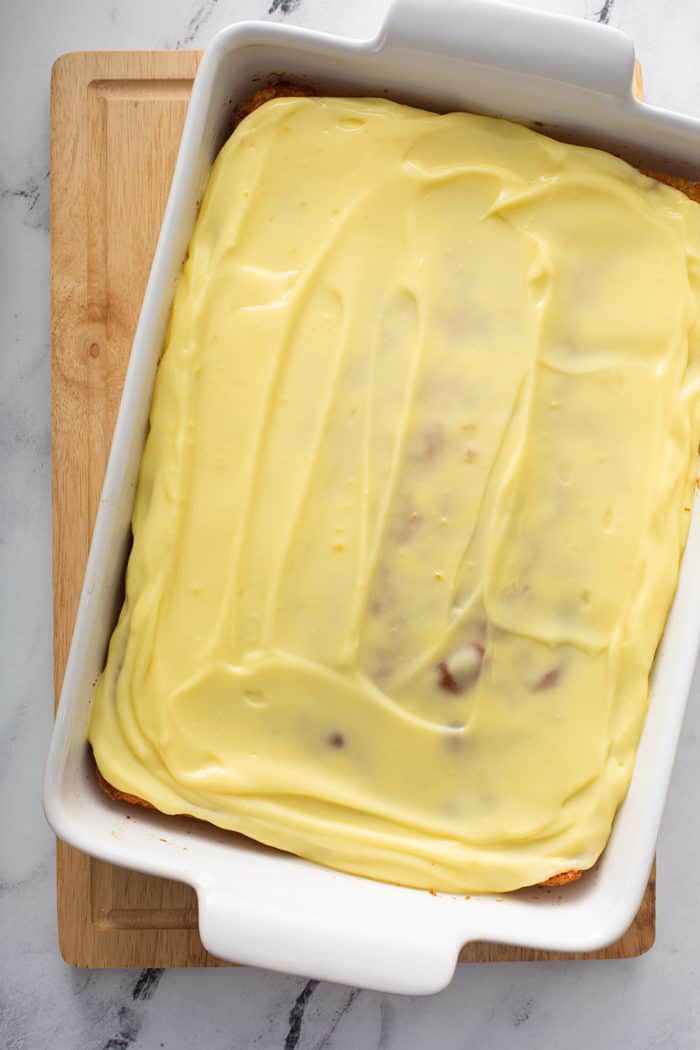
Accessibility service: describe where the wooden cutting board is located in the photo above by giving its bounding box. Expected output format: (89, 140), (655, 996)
(51, 50), (655, 968)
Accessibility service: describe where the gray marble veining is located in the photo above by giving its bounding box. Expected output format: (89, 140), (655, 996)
(2, 1), (700, 1048)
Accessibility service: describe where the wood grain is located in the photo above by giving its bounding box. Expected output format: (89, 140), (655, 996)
(51, 50), (654, 968)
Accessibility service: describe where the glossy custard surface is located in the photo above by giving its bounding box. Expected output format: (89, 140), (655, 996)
(89, 97), (700, 891)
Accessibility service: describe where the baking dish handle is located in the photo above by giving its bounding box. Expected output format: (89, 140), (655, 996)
(381, 0), (636, 100)
(197, 880), (462, 994)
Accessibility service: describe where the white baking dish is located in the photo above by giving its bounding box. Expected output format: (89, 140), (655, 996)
(44, 0), (700, 995)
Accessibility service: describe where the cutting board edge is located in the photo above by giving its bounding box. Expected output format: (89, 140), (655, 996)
(50, 48), (655, 970)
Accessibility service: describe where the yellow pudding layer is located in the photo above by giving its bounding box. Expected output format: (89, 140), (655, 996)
(89, 96), (700, 892)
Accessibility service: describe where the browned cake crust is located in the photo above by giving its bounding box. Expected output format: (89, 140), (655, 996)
(642, 170), (700, 203)
(238, 82), (316, 120)
(539, 869), (584, 887)
(94, 84), (700, 893)
(97, 766), (158, 810)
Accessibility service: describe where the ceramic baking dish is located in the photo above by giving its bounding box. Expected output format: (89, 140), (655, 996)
(44, 0), (700, 994)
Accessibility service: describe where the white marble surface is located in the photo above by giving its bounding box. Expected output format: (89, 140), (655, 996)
(3, 0), (700, 1046)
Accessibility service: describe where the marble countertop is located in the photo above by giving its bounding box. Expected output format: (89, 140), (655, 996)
(3, 0), (700, 1046)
